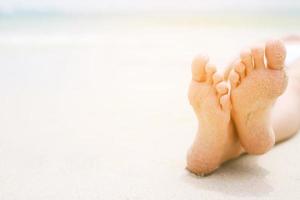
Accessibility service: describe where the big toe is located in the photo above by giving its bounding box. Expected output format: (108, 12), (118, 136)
(192, 54), (209, 82)
(265, 39), (286, 70)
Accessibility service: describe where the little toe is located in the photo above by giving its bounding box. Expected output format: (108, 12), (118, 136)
(205, 62), (217, 84)
(229, 70), (240, 89)
(220, 94), (231, 112)
(192, 54), (209, 82)
(240, 49), (253, 75)
(251, 46), (265, 69)
(265, 39), (286, 70)
(234, 62), (246, 80)
(216, 82), (229, 97)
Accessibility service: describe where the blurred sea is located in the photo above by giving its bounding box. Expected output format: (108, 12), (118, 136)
(0, 11), (300, 95)
(1, 11), (300, 44)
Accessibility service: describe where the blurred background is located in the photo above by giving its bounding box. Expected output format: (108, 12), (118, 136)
(0, 0), (300, 199)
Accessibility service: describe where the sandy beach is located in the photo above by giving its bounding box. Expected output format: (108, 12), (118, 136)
(0, 15), (300, 199)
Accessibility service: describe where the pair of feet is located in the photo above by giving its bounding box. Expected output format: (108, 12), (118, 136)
(187, 40), (288, 175)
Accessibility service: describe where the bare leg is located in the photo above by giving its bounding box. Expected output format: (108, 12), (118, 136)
(261, 38), (300, 142)
(272, 59), (300, 142)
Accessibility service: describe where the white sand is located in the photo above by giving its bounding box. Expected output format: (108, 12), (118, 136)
(0, 17), (299, 199)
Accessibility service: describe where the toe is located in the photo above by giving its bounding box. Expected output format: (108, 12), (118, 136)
(234, 62), (246, 80)
(216, 82), (229, 96)
(229, 70), (240, 89)
(240, 49), (253, 75)
(251, 46), (265, 69)
(265, 39), (286, 70)
(191, 54), (209, 82)
(205, 62), (216, 84)
(213, 72), (223, 86)
(220, 94), (231, 111)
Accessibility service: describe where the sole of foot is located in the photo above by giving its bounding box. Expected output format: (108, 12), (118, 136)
(187, 55), (238, 175)
(229, 39), (288, 154)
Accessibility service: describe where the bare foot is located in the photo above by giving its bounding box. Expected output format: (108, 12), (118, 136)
(229, 40), (288, 154)
(187, 55), (242, 175)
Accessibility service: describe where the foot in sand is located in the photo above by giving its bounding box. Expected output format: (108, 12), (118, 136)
(187, 55), (241, 175)
(229, 40), (288, 154)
